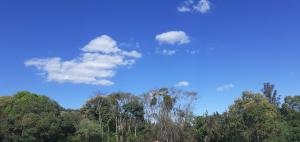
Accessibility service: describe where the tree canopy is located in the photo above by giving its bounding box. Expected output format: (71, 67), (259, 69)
(0, 83), (299, 142)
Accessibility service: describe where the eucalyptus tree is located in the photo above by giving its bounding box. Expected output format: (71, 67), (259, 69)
(143, 88), (198, 142)
(80, 92), (145, 142)
(262, 83), (280, 106)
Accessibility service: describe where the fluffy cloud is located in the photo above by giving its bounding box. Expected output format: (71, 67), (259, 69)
(217, 84), (235, 92)
(175, 81), (190, 87)
(81, 35), (120, 53)
(25, 35), (142, 86)
(178, 0), (211, 14)
(156, 31), (190, 45)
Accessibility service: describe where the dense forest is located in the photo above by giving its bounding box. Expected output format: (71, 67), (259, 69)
(0, 83), (299, 142)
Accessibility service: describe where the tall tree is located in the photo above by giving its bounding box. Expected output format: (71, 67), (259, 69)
(227, 92), (288, 142)
(281, 96), (300, 142)
(143, 88), (198, 142)
(262, 83), (280, 106)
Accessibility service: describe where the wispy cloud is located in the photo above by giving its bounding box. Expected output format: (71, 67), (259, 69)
(177, 6), (192, 12)
(186, 50), (199, 55)
(156, 48), (177, 56)
(175, 81), (190, 87)
(119, 42), (140, 49)
(217, 84), (235, 92)
(178, 0), (211, 14)
(162, 49), (177, 56)
(156, 31), (190, 45)
(25, 35), (142, 86)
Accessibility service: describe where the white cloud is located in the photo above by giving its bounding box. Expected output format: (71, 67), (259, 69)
(175, 81), (190, 87)
(122, 51), (142, 58)
(177, 6), (192, 12)
(156, 31), (190, 45)
(186, 50), (199, 55)
(162, 49), (177, 56)
(155, 48), (177, 56)
(25, 35), (142, 86)
(178, 0), (211, 14)
(177, 0), (194, 12)
(194, 0), (211, 13)
(217, 84), (235, 92)
(119, 42), (140, 49)
(81, 35), (120, 53)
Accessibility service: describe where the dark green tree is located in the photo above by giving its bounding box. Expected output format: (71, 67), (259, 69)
(0, 91), (65, 142)
(281, 96), (300, 142)
(70, 118), (103, 142)
(262, 83), (280, 106)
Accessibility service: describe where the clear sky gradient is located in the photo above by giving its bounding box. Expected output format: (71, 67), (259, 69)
(0, 0), (299, 114)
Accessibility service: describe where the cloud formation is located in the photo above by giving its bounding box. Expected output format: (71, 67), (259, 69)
(156, 31), (190, 45)
(216, 84), (235, 92)
(175, 81), (190, 87)
(25, 35), (142, 86)
(178, 0), (211, 14)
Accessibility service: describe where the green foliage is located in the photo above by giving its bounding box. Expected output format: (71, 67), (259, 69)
(0, 92), (72, 142)
(150, 97), (157, 106)
(20, 112), (62, 142)
(284, 96), (300, 112)
(195, 92), (290, 142)
(0, 85), (299, 142)
(163, 95), (173, 111)
(123, 98), (144, 120)
(228, 92), (288, 142)
(262, 82), (280, 106)
(281, 96), (300, 142)
(70, 118), (103, 142)
(4, 91), (61, 116)
(143, 88), (198, 142)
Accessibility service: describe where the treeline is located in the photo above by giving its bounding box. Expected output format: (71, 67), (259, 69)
(0, 83), (299, 142)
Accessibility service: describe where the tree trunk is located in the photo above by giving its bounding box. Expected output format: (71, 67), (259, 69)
(116, 117), (118, 142)
(134, 124), (137, 138)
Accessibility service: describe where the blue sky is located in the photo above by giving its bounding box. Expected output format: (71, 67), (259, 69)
(0, 0), (300, 114)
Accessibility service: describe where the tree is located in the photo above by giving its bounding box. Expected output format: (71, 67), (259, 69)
(59, 110), (82, 141)
(70, 118), (103, 142)
(227, 92), (288, 142)
(108, 92), (146, 142)
(122, 97), (144, 140)
(0, 96), (12, 142)
(143, 88), (198, 142)
(20, 112), (63, 142)
(281, 96), (300, 142)
(262, 83), (280, 106)
(195, 112), (225, 142)
(1, 88), (299, 142)
(0, 91), (65, 142)
(195, 92), (290, 142)
(80, 92), (146, 142)
(283, 96), (300, 112)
